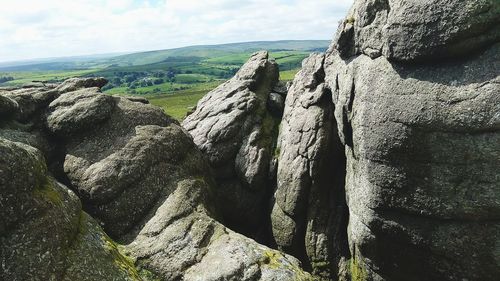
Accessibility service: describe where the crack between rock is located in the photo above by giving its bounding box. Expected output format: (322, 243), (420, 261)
(59, 210), (84, 281)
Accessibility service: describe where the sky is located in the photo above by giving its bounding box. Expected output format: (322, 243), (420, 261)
(0, 0), (353, 62)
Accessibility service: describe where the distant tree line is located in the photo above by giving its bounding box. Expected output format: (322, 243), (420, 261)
(0, 76), (14, 83)
(95, 63), (239, 93)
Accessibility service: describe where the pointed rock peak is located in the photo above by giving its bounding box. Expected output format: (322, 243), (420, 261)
(252, 50), (269, 59)
(293, 52), (325, 90)
(234, 50), (278, 85)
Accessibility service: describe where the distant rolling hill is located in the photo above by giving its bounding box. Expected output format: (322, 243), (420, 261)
(105, 40), (330, 66)
(0, 40), (330, 72)
(0, 53), (125, 71)
(0, 40), (330, 119)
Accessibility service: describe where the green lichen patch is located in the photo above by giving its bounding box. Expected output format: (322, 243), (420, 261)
(102, 234), (141, 279)
(103, 232), (163, 281)
(259, 249), (314, 281)
(63, 212), (143, 281)
(33, 177), (63, 206)
(274, 145), (281, 159)
(349, 257), (368, 281)
(137, 267), (163, 281)
(259, 250), (284, 269)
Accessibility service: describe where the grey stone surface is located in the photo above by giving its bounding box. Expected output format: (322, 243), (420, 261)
(182, 51), (281, 235)
(0, 138), (138, 281)
(272, 53), (348, 279)
(0, 128), (50, 157)
(55, 77), (108, 94)
(1, 87), (58, 121)
(47, 87), (116, 135)
(334, 0), (500, 62)
(54, 93), (176, 237)
(64, 123), (207, 238)
(0, 95), (19, 118)
(129, 179), (313, 281)
(325, 34), (500, 280)
(0, 77), (108, 122)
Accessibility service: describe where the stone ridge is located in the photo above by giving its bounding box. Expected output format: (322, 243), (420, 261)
(0, 76), (312, 281)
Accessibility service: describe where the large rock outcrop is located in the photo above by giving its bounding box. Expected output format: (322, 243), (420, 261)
(183, 51), (281, 237)
(323, 0), (500, 280)
(0, 95), (19, 118)
(1, 77), (312, 281)
(271, 53), (349, 279)
(1, 77), (107, 122)
(3, 0), (499, 278)
(46, 87), (175, 238)
(45, 85), (310, 280)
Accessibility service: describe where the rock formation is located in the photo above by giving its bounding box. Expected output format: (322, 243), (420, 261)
(323, 0), (500, 280)
(181, 0), (499, 280)
(271, 53), (348, 279)
(1, 0), (499, 280)
(183, 51), (282, 238)
(0, 77), (311, 281)
(335, 0), (500, 62)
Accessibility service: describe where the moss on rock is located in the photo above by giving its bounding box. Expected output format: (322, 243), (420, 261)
(63, 212), (142, 281)
(33, 177), (64, 206)
(349, 257), (367, 281)
(259, 249), (315, 281)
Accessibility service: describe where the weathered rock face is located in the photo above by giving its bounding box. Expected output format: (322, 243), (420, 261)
(0, 138), (138, 281)
(47, 88), (177, 238)
(1, 77), (107, 122)
(1, 76), (312, 281)
(65, 124), (206, 238)
(54, 77), (108, 94)
(323, 0), (500, 279)
(129, 178), (312, 281)
(335, 0), (500, 62)
(271, 53), (349, 279)
(183, 51), (281, 236)
(3, 0), (499, 278)
(0, 95), (19, 118)
(46, 87), (116, 135)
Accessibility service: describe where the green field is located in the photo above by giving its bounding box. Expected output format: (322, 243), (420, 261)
(146, 81), (222, 119)
(0, 40), (328, 119)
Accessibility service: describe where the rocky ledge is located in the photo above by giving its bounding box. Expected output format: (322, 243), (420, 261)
(1, 0), (499, 280)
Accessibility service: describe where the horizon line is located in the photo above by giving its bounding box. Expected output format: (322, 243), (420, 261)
(0, 39), (331, 65)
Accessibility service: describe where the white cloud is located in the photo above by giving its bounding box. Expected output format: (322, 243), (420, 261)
(0, 0), (353, 62)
